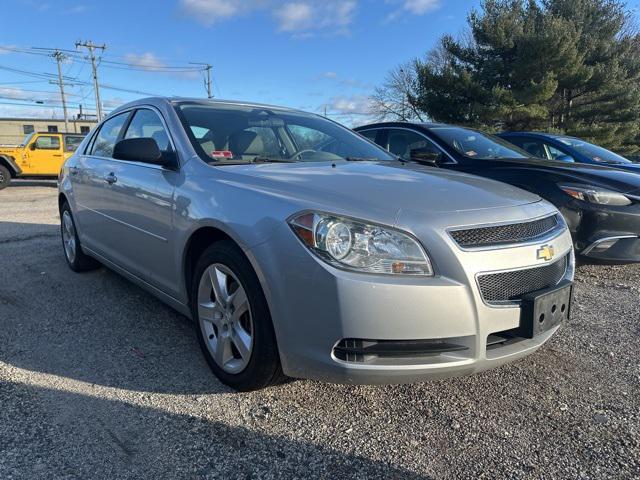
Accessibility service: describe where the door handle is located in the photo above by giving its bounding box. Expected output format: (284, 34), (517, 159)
(53, 154), (62, 157)
(104, 173), (117, 184)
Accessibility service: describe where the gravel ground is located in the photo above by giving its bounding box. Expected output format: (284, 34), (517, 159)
(0, 186), (638, 480)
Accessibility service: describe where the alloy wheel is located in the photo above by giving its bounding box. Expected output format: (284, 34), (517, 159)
(62, 210), (77, 264)
(197, 263), (254, 374)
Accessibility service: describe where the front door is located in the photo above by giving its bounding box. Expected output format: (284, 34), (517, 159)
(96, 108), (179, 297)
(25, 134), (62, 174)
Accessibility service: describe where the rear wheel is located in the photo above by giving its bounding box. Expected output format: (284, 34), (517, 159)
(60, 202), (100, 272)
(0, 165), (11, 190)
(191, 241), (284, 391)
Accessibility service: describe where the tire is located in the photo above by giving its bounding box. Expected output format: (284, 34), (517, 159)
(190, 240), (284, 391)
(0, 165), (11, 190)
(60, 201), (100, 272)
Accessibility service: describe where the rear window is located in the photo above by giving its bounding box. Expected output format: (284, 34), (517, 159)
(64, 135), (84, 152)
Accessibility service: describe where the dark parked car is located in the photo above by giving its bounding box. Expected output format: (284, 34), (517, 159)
(355, 122), (640, 263)
(498, 132), (640, 172)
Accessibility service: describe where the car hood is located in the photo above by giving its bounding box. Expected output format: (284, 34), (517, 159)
(217, 160), (541, 218)
(481, 157), (640, 195)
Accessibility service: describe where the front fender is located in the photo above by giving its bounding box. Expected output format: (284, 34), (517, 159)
(0, 155), (22, 175)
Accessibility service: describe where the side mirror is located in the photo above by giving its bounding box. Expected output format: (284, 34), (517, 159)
(410, 147), (442, 166)
(29, 143), (37, 150)
(113, 138), (164, 165)
(556, 154), (575, 163)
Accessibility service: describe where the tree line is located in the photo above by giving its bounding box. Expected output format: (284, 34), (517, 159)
(371, 0), (640, 154)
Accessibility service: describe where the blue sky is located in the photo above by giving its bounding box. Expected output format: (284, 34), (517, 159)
(0, 0), (638, 125)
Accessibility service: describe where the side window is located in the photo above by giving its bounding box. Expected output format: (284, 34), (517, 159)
(64, 135), (84, 152)
(509, 138), (548, 159)
(358, 129), (380, 143)
(34, 135), (61, 150)
(89, 113), (129, 158)
(288, 124), (332, 150)
(387, 130), (438, 161)
(123, 109), (172, 152)
(546, 143), (574, 161)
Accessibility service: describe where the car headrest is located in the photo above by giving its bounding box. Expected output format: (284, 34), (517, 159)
(229, 130), (263, 156)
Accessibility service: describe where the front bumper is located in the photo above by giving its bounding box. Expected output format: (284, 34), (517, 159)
(250, 204), (574, 385)
(560, 201), (640, 263)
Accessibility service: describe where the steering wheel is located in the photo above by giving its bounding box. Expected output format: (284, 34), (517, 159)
(290, 149), (318, 160)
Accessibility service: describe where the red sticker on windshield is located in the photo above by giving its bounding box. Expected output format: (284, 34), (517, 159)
(211, 150), (233, 159)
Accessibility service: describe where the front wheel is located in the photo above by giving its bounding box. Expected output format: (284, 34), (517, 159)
(0, 165), (11, 190)
(191, 241), (284, 391)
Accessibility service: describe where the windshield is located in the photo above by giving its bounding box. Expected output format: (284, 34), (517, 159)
(556, 137), (632, 164)
(175, 102), (395, 163)
(20, 133), (35, 146)
(430, 127), (530, 160)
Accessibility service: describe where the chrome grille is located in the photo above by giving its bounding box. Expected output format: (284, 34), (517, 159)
(450, 215), (560, 248)
(478, 255), (568, 305)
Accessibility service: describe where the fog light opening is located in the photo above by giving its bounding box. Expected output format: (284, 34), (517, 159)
(591, 238), (619, 252)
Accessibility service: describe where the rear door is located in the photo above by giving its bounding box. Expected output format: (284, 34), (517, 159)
(95, 108), (179, 296)
(71, 112), (131, 252)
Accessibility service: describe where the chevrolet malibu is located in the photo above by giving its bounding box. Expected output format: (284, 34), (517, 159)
(59, 98), (574, 391)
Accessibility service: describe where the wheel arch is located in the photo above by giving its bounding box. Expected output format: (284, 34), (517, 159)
(183, 226), (246, 303)
(0, 155), (21, 177)
(58, 192), (69, 213)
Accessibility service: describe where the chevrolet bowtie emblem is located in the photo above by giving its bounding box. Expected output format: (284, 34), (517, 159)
(536, 244), (555, 262)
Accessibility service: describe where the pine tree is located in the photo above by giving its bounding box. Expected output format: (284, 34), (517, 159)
(408, 0), (640, 152)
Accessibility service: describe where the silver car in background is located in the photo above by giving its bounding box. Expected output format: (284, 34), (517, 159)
(58, 98), (574, 391)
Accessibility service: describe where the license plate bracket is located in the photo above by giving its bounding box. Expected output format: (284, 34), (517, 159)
(518, 280), (572, 338)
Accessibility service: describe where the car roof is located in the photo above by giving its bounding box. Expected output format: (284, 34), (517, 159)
(110, 96), (306, 116)
(499, 131), (572, 140)
(36, 131), (85, 136)
(355, 121), (454, 130)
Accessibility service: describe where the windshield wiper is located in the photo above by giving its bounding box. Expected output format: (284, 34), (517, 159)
(251, 156), (298, 163)
(344, 157), (380, 162)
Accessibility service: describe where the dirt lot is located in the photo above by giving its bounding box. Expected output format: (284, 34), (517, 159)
(0, 186), (638, 479)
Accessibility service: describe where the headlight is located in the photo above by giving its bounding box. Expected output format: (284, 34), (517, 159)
(559, 185), (632, 206)
(288, 212), (433, 276)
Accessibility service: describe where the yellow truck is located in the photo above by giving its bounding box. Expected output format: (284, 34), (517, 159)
(0, 132), (86, 189)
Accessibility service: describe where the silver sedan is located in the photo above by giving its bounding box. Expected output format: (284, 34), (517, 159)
(58, 97), (574, 391)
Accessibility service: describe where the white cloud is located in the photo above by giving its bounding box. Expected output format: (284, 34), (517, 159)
(0, 87), (59, 103)
(328, 95), (371, 114)
(124, 52), (167, 71)
(274, 1), (356, 35)
(0, 45), (17, 55)
(179, 0), (265, 26)
(386, 0), (440, 21)
(403, 0), (439, 14)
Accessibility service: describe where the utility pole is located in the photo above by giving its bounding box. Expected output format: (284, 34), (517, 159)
(190, 62), (213, 98)
(51, 50), (69, 132)
(204, 64), (212, 99)
(75, 40), (106, 121)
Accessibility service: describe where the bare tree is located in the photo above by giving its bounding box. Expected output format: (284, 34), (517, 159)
(369, 60), (426, 122)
